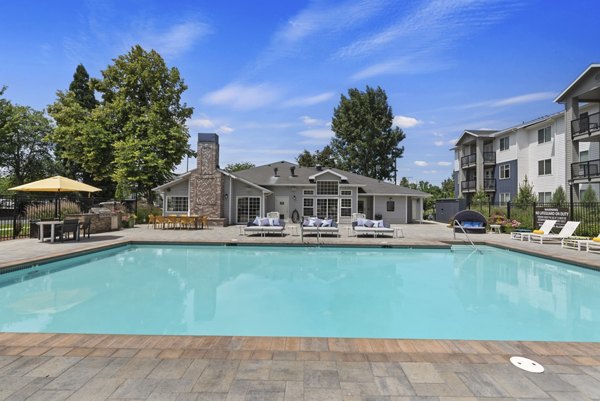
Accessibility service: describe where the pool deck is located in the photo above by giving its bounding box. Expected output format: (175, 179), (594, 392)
(1, 222), (599, 400)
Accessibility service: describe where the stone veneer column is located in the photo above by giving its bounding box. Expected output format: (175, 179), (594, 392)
(189, 134), (224, 219)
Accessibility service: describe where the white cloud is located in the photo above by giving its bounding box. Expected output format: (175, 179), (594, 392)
(140, 21), (212, 58)
(422, 170), (439, 174)
(300, 116), (328, 126)
(434, 140), (445, 146)
(284, 92), (336, 107)
(491, 92), (556, 107)
(393, 115), (422, 129)
(299, 129), (334, 139)
(187, 118), (215, 129)
(218, 125), (234, 134)
(437, 161), (452, 166)
(414, 161), (428, 167)
(202, 82), (282, 110)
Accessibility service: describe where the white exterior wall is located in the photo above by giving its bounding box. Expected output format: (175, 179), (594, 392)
(162, 178), (191, 215)
(496, 132), (518, 163)
(372, 196), (408, 224)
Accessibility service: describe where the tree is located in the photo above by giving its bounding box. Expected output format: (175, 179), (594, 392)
(552, 185), (567, 204)
(296, 145), (336, 168)
(0, 98), (55, 185)
(224, 162), (255, 172)
(48, 46), (195, 198)
(440, 176), (455, 198)
(581, 186), (598, 205)
(330, 86), (405, 180)
(514, 176), (536, 204)
(69, 64), (98, 110)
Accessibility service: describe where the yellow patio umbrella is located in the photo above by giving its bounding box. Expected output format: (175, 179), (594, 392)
(8, 176), (101, 193)
(9, 176), (101, 219)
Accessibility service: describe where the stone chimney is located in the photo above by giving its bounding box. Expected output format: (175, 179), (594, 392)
(190, 133), (223, 221)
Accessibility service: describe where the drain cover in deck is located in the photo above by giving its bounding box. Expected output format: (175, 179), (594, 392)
(510, 356), (544, 373)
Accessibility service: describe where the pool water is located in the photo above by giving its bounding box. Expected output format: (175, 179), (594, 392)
(0, 244), (599, 341)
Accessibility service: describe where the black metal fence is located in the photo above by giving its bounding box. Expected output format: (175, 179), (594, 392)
(466, 200), (600, 237)
(0, 194), (137, 241)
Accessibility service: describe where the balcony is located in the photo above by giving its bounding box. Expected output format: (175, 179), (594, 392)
(460, 154), (476, 168)
(571, 159), (600, 181)
(484, 179), (496, 192)
(571, 111), (600, 140)
(483, 152), (496, 164)
(461, 180), (476, 193)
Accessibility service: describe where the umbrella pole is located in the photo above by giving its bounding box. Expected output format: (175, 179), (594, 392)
(55, 193), (58, 219)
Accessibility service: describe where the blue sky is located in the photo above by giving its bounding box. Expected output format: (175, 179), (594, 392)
(1, 0), (599, 185)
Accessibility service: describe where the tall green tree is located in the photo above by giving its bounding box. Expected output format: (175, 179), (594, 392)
(296, 145), (336, 168)
(69, 64), (98, 110)
(552, 185), (567, 204)
(440, 176), (455, 198)
(0, 96), (55, 185)
(48, 46), (195, 198)
(581, 186), (598, 205)
(224, 162), (255, 172)
(330, 86), (405, 180)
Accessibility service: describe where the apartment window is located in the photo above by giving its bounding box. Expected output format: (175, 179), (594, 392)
(499, 193), (510, 205)
(537, 126), (551, 144)
(316, 198), (338, 219)
(538, 159), (552, 175)
(386, 200), (395, 212)
(236, 197), (261, 223)
(538, 192), (552, 203)
(303, 189), (314, 195)
(499, 136), (510, 151)
(340, 198), (352, 217)
(303, 198), (314, 217)
(340, 189), (352, 196)
(580, 150), (589, 162)
(166, 196), (188, 212)
(500, 164), (510, 179)
(316, 180), (338, 195)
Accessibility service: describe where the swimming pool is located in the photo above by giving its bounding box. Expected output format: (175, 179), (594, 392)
(0, 244), (598, 341)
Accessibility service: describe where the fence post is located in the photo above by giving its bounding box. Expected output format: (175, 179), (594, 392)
(12, 195), (18, 239)
(507, 201), (511, 220)
(532, 202), (537, 229)
(488, 197), (491, 216)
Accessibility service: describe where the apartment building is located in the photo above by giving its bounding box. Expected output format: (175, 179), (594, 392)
(453, 64), (600, 203)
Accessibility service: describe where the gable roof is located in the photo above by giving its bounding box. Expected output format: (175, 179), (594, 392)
(554, 63), (600, 103)
(233, 161), (430, 197)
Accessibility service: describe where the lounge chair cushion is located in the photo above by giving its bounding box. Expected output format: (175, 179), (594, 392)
(322, 219), (333, 227)
(593, 237), (600, 242)
(364, 220), (374, 228)
(533, 229), (544, 234)
(269, 218), (281, 226)
(356, 218), (366, 226)
(260, 218), (270, 226)
(252, 217), (260, 225)
(373, 220), (384, 228)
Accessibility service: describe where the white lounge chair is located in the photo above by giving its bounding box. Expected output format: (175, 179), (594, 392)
(527, 221), (580, 244)
(562, 234), (600, 251)
(513, 219), (557, 241)
(586, 239), (600, 253)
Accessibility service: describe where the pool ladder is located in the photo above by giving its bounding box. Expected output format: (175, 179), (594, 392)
(453, 220), (481, 253)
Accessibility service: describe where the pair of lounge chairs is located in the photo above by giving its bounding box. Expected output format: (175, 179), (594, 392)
(301, 217), (339, 237)
(511, 220), (581, 244)
(243, 212), (286, 237)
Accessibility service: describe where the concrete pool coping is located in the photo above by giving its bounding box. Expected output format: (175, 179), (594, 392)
(1, 223), (599, 399)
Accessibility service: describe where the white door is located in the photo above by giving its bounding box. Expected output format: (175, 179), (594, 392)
(274, 196), (289, 221)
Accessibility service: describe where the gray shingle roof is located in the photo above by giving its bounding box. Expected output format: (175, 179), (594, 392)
(232, 161), (430, 197)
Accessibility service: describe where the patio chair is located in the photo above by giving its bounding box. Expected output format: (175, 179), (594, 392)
(56, 219), (80, 241)
(147, 214), (155, 228)
(513, 220), (556, 241)
(80, 215), (92, 239)
(244, 215), (286, 237)
(586, 238), (600, 253)
(527, 221), (580, 244)
(561, 234), (600, 251)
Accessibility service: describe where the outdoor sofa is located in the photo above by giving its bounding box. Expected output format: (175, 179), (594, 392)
(452, 210), (487, 234)
(351, 218), (395, 238)
(243, 214), (286, 237)
(301, 217), (339, 237)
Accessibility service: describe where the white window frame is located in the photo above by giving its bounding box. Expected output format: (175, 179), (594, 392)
(341, 198), (352, 217)
(340, 189), (352, 196)
(236, 196), (261, 223)
(166, 196), (188, 212)
(499, 137), (510, 151)
(538, 192), (552, 203)
(302, 197), (314, 218)
(316, 198), (338, 220)
(537, 126), (551, 144)
(303, 189), (315, 195)
(499, 193), (510, 205)
(316, 180), (339, 195)
(499, 164), (510, 180)
(538, 159), (552, 176)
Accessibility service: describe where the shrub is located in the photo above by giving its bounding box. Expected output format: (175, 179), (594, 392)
(136, 202), (162, 223)
(25, 199), (81, 220)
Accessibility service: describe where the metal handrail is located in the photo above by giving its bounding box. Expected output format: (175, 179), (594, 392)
(453, 220), (481, 253)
